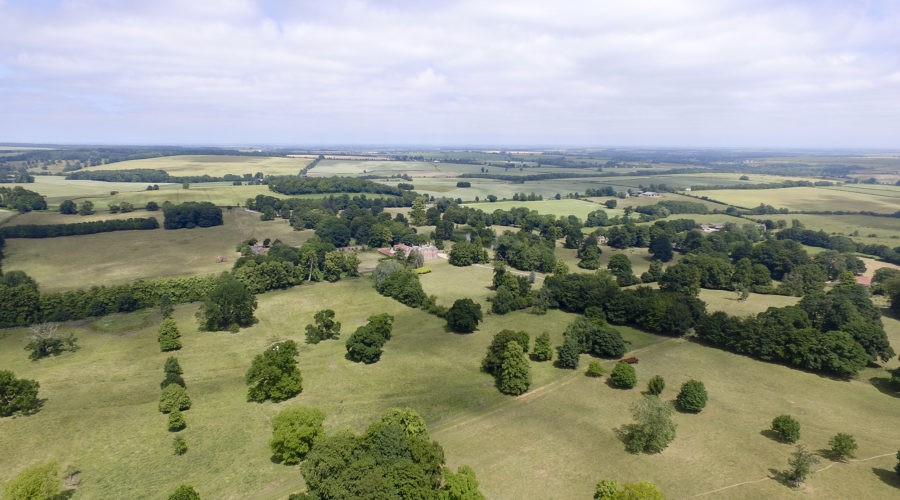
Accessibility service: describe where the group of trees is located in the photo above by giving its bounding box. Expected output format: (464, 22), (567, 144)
(163, 201), (223, 229)
(305, 309), (341, 344)
(494, 230), (556, 272)
(268, 176), (408, 196)
(0, 217), (158, 238)
(555, 317), (627, 370)
(373, 260), (429, 309)
(481, 330), (532, 395)
(159, 357), (192, 449)
(345, 314), (395, 364)
(488, 264), (535, 314)
(0, 186), (46, 212)
(448, 240), (489, 266)
(294, 407), (484, 499)
(66, 167), (263, 184)
(233, 238), (360, 291)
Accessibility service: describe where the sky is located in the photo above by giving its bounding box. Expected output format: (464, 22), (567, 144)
(0, 0), (898, 148)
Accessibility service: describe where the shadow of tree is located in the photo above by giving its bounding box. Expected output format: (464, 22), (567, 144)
(869, 376), (900, 398)
(760, 429), (787, 443)
(872, 467), (900, 488)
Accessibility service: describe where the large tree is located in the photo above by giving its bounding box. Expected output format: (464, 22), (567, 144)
(305, 309), (341, 344)
(497, 341), (531, 396)
(445, 298), (483, 333)
(482, 330), (530, 375)
(157, 318), (182, 352)
(0, 370), (41, 417)
(345, 313), (394, 364)
(197, 273), (258, 331)
(246, 340), (304, 402)
(621, 396), (677, 454)
(270, 406), (326, 464)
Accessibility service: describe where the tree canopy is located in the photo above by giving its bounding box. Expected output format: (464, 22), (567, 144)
(246, 340), (304, 402)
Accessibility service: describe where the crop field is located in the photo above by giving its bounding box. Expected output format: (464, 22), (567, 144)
(466, 199), (626, 220)
(309, 159), (599, 179)
(698, 186), (900, 213)
(25, 176), (171, 205)
(587, 192), (728, 210)
(81, 155), (313, 177)
(3, 277), (897, 499)
(77, 184), (293, 211)
(1, 210), (312, 291)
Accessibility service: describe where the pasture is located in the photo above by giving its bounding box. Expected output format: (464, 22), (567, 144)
(25, 176), (170, 205)
(81, 155), (312, 177)
(467, 199), (626, 220)
(1, 209), (312, 291)
(766, 213), (900, 249)
(2, 277), (898, 499)
(698, 186), (900, 213)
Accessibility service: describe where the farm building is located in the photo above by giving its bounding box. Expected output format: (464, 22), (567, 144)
(597, 235), (608, 245)
(639, 191), (661, 197)
(855, 276), (872, 287)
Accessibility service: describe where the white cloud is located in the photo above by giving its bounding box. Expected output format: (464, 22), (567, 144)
(0, 0), (898, 146)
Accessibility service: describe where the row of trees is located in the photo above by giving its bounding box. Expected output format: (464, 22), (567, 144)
(0, 217), (158, 238)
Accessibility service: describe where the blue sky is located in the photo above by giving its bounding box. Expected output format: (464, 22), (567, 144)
(0, 0), (898, 147)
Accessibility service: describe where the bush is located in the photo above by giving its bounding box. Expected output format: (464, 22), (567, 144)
(0, 370), (41, 417)
(586, 361), (605, 377)
(158, 318), (182, 351)
(609, 362), (637, 389)
(270, 406), (326, 464)
(246, 341), (304, 401)
(594, 480), (663, 500)
(771, 415), (801, 443)
(159, 384), (192, 413)
(1, 462), (59, 500)
(531, 332), (553, 362)
(169, 485), (199, 499)
(172, 437), (188, 456)
(647, 375), (665, 396)
(168, 410), (187, 432)
(445, 298), (483, 333)
(675, 380), (708, 413)
(414, 267), (432, 274)
(828, 433), (857, 461)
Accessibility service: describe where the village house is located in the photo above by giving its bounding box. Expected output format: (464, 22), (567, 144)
(377, 243), (440, 260)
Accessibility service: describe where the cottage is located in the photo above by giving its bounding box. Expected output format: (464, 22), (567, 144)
(855, 276), (872, 287)
(639, 191), (661, 197)
(596, 235), (608, 245)
(377, 243), (440, 261)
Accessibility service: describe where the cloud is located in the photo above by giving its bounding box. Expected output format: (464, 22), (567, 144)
(0, 0), (898, 146)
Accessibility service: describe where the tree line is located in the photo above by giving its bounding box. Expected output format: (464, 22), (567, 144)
(66, 168), (264, 184)
(0, 217), (159, 238)
(0, 186), (46, 213)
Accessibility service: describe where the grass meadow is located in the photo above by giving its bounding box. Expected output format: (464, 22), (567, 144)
(81, 155), (312, 177)
(1, 210), (312, 291)
(466, 199), (626, 220)
(698, 186), (900, 213)
(1, 276), (898, 499)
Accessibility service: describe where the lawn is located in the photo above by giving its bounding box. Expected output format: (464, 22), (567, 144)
(1, 209), (313, 291)
(697, 186), (900, 213)
(80, 155), (312, 177)
(2, 277), (899, 499)
(699, 289), (800, 316)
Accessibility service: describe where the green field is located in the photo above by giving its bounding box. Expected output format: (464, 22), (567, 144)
(760, 213), (900, 248)
(25, 176), (172, 205)
(78, 184), (292, 211)
(466, 199), (626, 220)
(698, 186), (900, 213)
(2, 277), (898, 499)
(81, 155), (312, 177)
(1, 210), (312, 291)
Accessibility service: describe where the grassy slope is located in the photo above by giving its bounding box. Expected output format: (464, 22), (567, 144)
(698, 186), (900, 213)
(80, 155), (312, 177)
(1, 210), (312, 291)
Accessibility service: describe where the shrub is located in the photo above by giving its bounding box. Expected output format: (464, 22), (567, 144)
(647, 375), (665, 396)
(610, 362), (637, 389)
(828, 433), (857, 461)
(1, 462), (59, 500)
(675, 380), (708, 413)
(172, 437), (188, 456)
(531, 332), (553, 362)
(168, 410), (187, 432)
(586, 361), (605, 377)
(594, 480), (663, 500)
(158, 318), (182, 351)
(414, 267), (432, 274)
(771, 415), (800, 443)
(270, 406), (326, 464)
(159, 384), (192, 413)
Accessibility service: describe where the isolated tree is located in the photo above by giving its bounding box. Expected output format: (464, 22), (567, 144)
(168, 410), (187, 432)
(0, 371), (40, 417)
(24, 322), (77, 360)
(159, 384), (192, 413)
(169, 485), (199, 499)
(59, 199), (77, 214)
(828, 433), (857, 461)
(2, 462), (59, 500)
(675, 380), (708, 413)
(497, 341), (531, 395)
(895, 449), (900, 478)
(622, 396), (677, 454)
(305, 309), (341, 344)
(172, 437), (188, 456)
(594, 480), (663, 500)
(146, 201), (160, 211)
(785, 445), (819, 485)
(197, 273), (257, 331)
(270, 406), (326, 464)
(771, 415), (801, 443)
(605, 199), (617, 209)
(610, 362), (637, 389)
(440, 465), (485, 500)
(161, 356), (186, 388)
(648, 234), (674, 262)
(157, 318), (182, 351)
(445, 298), (483, 333)
(647, 375), (665, 396)
(591, 327), (627, 358)
(246, 340), (303, 402)
(531, 332), (553, 362)
(78, 200), (94, 215)
(345, 313), (394, 364)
